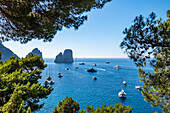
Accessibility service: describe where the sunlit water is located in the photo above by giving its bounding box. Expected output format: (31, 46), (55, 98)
(38, 58), (162, 113)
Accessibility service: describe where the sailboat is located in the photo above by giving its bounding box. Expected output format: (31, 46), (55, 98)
(47, 66), (52, 80)
(135, 76), (142, 90)
(74, 57), (79, 69)
(58, 64), (63, 78)
(118, 78), (127, 98)
(122, 73), (127, 85)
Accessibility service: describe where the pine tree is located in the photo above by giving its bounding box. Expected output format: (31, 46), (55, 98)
(0, 54), (53, 112)
(0, 0), (111, 43)
(120, 10), (170, 112)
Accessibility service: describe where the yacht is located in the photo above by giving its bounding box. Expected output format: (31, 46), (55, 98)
(118, 89), (127, 98)
(106, 61), (110, 64)
(113, 65), (121, 69)
(79, 62), (85, 65)
(87, 68), (97, 72)
(93, 76), (97, 80)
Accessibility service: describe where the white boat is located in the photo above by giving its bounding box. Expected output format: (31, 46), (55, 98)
(123, 81), (127, 85)
(118, 89), (126, 98)
(113, 65), (121, 69)
(135, 86), (142, 90)
(135, 76), (142, 90)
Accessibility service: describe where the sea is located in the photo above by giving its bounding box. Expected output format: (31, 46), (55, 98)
(38, 58), (162, 113)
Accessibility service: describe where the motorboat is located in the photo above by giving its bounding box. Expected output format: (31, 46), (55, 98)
(118, 89), (126, 98)
(79, 62), (85, 65)
(58, 72), (63, 78)
(123, 81), (127, 85)
(135, 86), (142, 90)
(87, 68), (97, 72)
(65, 68), (69, 70)
(49, 80), (54, 85)
(113, 65), (121, 69)
(47, 76), (52, 81)
(75, 66), (79, 69)
(93, 76), (97, 80)
(93, 64), (97, 66)
(106, 61), (110, 64)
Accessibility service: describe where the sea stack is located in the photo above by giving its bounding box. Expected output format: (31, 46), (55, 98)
(26, 48), (43, 59)
(0, 43), (19, 62)
(54, 49), (73, 63)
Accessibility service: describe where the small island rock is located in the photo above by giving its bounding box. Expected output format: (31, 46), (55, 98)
(26, 48), (43, 59)
(54, 49), (73, 63)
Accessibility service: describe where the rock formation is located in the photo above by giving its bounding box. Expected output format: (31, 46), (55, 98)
(54, 49), (73, 63)
(0, 43), (19, 62)
(26, 48), (43, 59)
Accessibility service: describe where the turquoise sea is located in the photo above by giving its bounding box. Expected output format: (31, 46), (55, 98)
(38, 58), (162, 113)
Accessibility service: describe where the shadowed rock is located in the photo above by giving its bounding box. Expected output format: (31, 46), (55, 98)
(54, 49), (73, 63)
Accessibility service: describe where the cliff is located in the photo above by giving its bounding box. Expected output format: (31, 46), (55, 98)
(54, 49), (73, 63)
(0, 43), (19, 62)
(26, 48), (43, 59)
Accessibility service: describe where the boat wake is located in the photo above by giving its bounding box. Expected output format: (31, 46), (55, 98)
(96, 68), (106, 71)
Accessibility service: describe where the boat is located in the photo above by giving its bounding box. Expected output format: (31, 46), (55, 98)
(135, 86), (142, 90)
(79, 62), (85, 65)
(113, 65), (121, 69)
(118, 89), (127, 98)
(93, 76), (97, 80)
(87, 68), (97, 72)
(58, 72), (63, 78)
(106, 61), (110, 64)
(65, 68), (69, 70)
(118, 77), (127, 98)
(44, 80), (49, 85)
(135, 76), (142, 90)
(49, 80), (54, 85)
(47, 76), (52, 81)
(93, 64), (97, 66)
(75, 66), (78, 69)
(123, 81), (127, 85)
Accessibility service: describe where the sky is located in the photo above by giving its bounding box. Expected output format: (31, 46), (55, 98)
(2, 0), (170, 58)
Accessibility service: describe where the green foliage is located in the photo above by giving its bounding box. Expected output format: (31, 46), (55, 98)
(53, 96), (80, 113)
(0, 0), (111, 43)
(53, 97), (132, 113)
(120, 10), (170, 112)
(0, 54), (53, 112)
(80, 103), (132, 113)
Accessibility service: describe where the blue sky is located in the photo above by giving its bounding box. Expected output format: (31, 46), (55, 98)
(3, 0), (170, 58)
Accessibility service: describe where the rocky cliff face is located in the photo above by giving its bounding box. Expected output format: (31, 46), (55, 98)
(26, 48), (43, 59)
(54, 49), (73, 63)
(0, 43), (19, 62)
